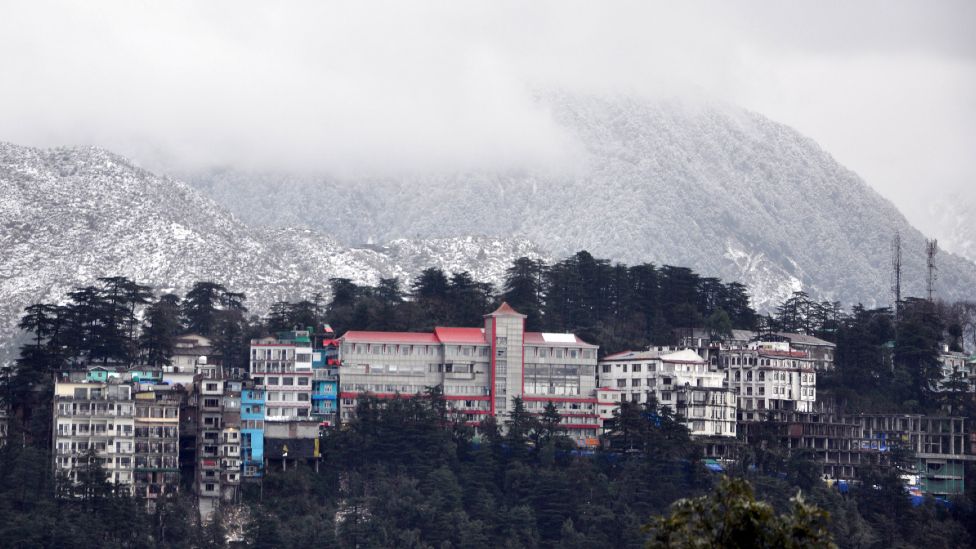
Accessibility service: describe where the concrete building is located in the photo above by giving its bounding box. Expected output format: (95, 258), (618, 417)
(311, 331), (340, 426)
(721, 341), (817, 420)
(240, 388), (265, 479)
(681, 328), (835, 372)
(249, 331), (314, 421)
(597, 348), (737, 437)
(851, 413), (975, 497)
(53, 380), (136, 491)
(337, 303), (601, 444)
(169, 334), (219, 374)
(936, 347), (976, 393)
(132, 386), (181, 501)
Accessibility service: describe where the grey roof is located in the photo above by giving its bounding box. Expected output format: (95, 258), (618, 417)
(683, 328), (835, 348)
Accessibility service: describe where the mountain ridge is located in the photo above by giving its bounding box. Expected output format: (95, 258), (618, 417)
(0, 141), (548, 363)
(184, 93), (976, 308)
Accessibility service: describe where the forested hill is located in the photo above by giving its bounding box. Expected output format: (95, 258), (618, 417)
(0, 142), (546, 364)
(187, 92), (976, 309)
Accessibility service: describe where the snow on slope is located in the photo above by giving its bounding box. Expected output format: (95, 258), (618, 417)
(187, 93), (976, 309)
(0, 142), (548, 363)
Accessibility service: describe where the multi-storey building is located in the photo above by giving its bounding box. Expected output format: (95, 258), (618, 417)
(194, 369), (243, 512)
(240, 388), (265, 479)
(851, 413), (975, 497)
(936, 347), (975, 393)
(597, 348), (737, 437)
(738, 403), (873, 481)
(169, 334), (219, 374)
(218, 381), (242, 502)
(249, 331), (314, 421)
(53, 380), (136, 491)
(132, 387), (181, 500)
(311, 332), (340, 426)
(721, 341), (817, 420)
(681, 328), (836, 372)
(338, 303), (601, 444)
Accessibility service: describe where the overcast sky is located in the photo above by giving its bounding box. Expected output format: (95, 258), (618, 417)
(1, 1), (973, 233)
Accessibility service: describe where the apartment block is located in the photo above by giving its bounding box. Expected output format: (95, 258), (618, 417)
(241, 388), (265, 479)
(249, 331), (314, 421)
(720, 341), (817, 420)
(681, 328), (836, 372)
(337, 303), (601, 444)
(133, 387), (181, 500)
(597, 348), (737, 437)
(311, 331), (340, 426)
(53, 380), (137, 491)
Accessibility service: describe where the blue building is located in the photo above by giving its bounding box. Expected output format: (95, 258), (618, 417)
(241, 389), (266, 478)
(311, 332), (340, 426)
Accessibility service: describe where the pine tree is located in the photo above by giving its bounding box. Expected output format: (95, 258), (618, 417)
(182, 281), (228, 336)
(502, 257), (546, 331)
(140, 294), (181, 367)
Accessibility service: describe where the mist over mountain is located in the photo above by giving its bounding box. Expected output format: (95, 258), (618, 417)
(187, 93), (976, 309)
(0, 142), (546, 363)
(927, 192), (976, 267)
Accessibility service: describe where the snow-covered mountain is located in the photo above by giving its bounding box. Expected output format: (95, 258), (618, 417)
(0, 142), (547, 363)
(187, 93), (976, 309)
(927, 192), (976, 267)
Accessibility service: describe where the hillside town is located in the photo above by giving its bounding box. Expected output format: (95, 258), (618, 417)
(5, 299), (969, 522)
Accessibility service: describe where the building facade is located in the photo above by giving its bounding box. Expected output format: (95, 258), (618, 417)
(338, 303), (601, 444)
(132, 387), (181, 500)
(249, 331), (314, 421)
(597, 348), (737, 437)
(54, 380), (136, 490)
(311, 333), (340, 426)
(240, 388), (265, 479)
(720, 341), (817, 420)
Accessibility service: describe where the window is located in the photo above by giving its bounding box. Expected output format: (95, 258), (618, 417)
(616, 379), (626, 388)
(205, 383), (218, 391)
(601, 365), (611, 373)
(283, 377), (294, 386)
(267, 377), (279, 386)
(631, 379), (641, 387)
(298, 377), (309, 385)
(633, 364), (642, 373)
(298, 393), (309, 401)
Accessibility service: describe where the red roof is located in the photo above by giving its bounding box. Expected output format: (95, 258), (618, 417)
(340, 331), (439, 344)
(434, 327), (487, 344)
(486, 302), (525, 317)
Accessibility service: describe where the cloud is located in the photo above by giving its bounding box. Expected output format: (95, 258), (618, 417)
(0, 0), (973, 220)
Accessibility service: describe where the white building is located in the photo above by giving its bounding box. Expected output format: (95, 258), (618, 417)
(249, 332), (314, 421)
(721, 341), (817, 420)
(681, 328), (836, 372)
(53, 380), (136, 490)
(338, 303), (602, 445)
(597, 348), (737, 437)
(936, 347), (975, 393)
(168, 334), (218, 373)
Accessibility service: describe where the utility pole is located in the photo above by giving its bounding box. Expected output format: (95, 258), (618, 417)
(925, 239), (938, 301)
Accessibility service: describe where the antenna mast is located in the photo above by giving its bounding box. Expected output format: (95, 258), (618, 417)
(891, 232), (902, 308)
(925, 239), (938, 301)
